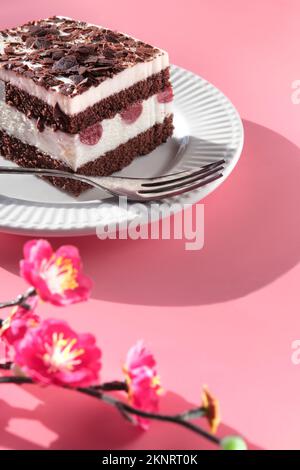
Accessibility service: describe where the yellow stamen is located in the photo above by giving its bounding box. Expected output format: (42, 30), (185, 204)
(122, 364), (163, 399)
(152, 375), (164, 395)
(42, 332), (84, 373)
(41, 256), (79, 294)
(0, 307), (18, 336)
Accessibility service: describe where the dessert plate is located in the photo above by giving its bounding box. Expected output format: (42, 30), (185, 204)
(0, 65), (243, 236)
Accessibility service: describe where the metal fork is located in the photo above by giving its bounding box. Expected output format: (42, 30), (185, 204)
(0, 160), (225, 201)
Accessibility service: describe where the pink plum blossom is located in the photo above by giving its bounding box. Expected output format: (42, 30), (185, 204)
(14, 318), (101, 387)
(123, 341), (163, 430)
(20, 239), (92, 306)
(0, 296), (39, 347)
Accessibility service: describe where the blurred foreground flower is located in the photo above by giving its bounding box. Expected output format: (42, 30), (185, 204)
(124, 341), (163, 430)
(20, 239), (92, 306)
(14, 318), (101, 387)
(0, 296), (39, 347)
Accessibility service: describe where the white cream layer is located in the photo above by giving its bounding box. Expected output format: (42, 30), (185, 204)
(0, 53), (169, 116)
(0, 90), (172, 171)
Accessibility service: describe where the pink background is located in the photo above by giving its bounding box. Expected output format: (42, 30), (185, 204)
(0, 0), (299, 450)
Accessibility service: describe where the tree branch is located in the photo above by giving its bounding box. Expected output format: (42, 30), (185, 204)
(0, 362), (13, 370)
(78, 386), (220, 445)
(92, 380), (128, 392)
(0, 376), (220, 446)
(0, 376), (33, 384)
(0, 287), (36, 310)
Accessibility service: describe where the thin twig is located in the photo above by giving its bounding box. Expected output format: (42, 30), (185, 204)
(92, 380), (128, 392)
(0, 374), (127, 390)
(0, 376), (33, 384)
(0, 362), (13, 370)
(0, 287), (36, 310)
(78, 386), (220, 445)
(174, 407), (206, 420)
(0, 376), (220, 446)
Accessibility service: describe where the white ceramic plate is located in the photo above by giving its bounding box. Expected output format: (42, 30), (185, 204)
(0, 65), (243, 236)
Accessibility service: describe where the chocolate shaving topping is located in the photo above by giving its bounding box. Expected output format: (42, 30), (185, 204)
(86, 55), (101, 64)
(4, 45), (14, 55)
(28, 25), (48, 37)
(0, 16), (162, 96)
(52, 54), (78, 72)
(34, 38), (51, 49)
(72, 44), (96, 55)
(42, 57), (54, 65)
(69, 74), (85, 85)
(52, 50), (64, 60)
(25, 37), (35, 48)
(36, 117), (45, 132)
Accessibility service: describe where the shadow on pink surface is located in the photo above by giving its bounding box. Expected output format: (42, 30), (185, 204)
(0, 120), (299, 306)
(0, 385), (260, 450)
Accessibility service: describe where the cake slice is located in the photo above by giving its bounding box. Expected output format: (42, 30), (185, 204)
(0, 16), (173, 194)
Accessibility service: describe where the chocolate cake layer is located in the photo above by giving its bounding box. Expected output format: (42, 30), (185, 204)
(0, 115), (173, 195)
(5, 68), (171, 134)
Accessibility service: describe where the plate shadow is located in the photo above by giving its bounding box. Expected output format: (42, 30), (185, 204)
(0, 120), (299, 306)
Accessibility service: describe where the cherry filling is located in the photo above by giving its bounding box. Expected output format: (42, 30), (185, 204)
(157, 87), (174, 103)
(79, 122), (103, 145)
(120, 102), (143, 124)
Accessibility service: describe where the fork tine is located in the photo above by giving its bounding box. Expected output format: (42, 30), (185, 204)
(137, 173), (223, 200)
(139, 165), (224, 194)
(140, 159), (225, 187)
